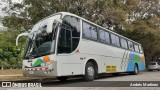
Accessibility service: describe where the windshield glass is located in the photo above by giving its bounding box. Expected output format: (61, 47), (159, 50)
(24, 21), (58, 59)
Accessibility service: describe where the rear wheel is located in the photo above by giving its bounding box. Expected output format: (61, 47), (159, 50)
(83, 62), (95, 81)
(57, 76), (68, 82)
(112, 73), (119, 76)
(130, 64), (139, 75)
(148, 69), (152, 71)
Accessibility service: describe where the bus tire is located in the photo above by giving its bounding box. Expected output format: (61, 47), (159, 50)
(148, 69), (152, 71)
(57, 76), (68, 81)
(131, 64), (139, 75)
(83, 62), (95, 81)
(112, 73), (119, 76)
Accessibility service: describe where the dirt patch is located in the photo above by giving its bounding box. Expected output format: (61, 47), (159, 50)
(0, 69), (50, 81)
(0, 69), (22, 75)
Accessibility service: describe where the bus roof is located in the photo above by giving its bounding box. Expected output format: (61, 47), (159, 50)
(38, 12), (141, 45)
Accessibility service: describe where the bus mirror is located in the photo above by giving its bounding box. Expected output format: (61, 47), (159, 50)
(16, 32), (29, 46)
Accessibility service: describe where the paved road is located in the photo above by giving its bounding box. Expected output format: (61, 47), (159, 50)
(1, 71), (160, 90)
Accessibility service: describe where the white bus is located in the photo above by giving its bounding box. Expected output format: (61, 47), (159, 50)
(16, 12), (146, 81)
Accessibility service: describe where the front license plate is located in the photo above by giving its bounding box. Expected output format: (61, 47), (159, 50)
(30, 71), (34, 74)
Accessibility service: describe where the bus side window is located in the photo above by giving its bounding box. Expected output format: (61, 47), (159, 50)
(139, 45), (143, 53)
(134, 44), (140, 52)
(99, 29), (110, 44)
(120, 38), (128, 49)
(128, 41), (134, 51)
(83, 21), (98, 41)
(111, 34), (120, 47)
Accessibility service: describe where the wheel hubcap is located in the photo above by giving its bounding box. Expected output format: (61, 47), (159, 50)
(87, 66), (94, 76)
(135, 66), (138, 73)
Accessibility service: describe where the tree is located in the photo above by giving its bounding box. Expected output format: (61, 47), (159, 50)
(0, 29), (24, 69)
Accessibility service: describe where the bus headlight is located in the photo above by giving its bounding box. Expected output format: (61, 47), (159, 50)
(50, 60), (54, 64)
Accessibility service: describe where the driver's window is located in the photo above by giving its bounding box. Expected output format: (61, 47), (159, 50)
(58, 25), (71, 53)
(58, 15), (80, 54)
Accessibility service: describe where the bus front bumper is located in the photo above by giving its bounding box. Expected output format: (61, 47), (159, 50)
(23, 67), (57, 77)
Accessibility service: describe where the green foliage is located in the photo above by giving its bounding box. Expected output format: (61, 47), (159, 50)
(0, 30), (25, 69)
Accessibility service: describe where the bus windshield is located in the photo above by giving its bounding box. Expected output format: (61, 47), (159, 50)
(25, 23), (58, 59)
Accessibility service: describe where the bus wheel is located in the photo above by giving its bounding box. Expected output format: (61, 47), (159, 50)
(112, 73), (119, 76)
(57, 76), (68, 81)
(83, 62), (95, 81)
(130, 64), (139, 75)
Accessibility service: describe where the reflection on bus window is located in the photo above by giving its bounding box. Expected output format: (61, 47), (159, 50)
(139, 45), (143, 53)
(134, 44), (139, 52)
(120, 38), (128, 49)
(111, 34), (120, 47)
(128, 41), (134, 51)
(83, 22), (98, 40)
(99, 29), (110, 44)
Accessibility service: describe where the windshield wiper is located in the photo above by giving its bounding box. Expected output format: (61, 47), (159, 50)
(25, 37), (41, 59)
(25, 53), (39, 59)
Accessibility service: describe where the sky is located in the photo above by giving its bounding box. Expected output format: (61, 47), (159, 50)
(12, 0), (22, 3)
(0, 1), (8, 29)
(0, 0), (22, 29)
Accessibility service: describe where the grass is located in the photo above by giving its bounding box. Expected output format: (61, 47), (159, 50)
(0, 69), (22, 75)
